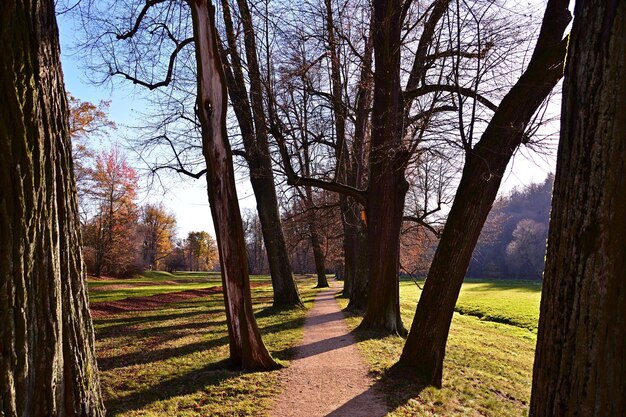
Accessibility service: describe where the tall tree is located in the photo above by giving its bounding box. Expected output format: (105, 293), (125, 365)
(74, 0), (302, 309)
(188, 0), (277, 370)
(396, 0), (571, 387)
(356, 0), (409, 334)
(530, 1), (626, 415)
(0, 0), (104, 414)
(220, 0), (303, 307)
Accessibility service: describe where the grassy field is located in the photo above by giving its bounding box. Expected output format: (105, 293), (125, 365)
(89, 273), (541, 416)
(338, 278), (542, 417)
(89, 272), (319, 416)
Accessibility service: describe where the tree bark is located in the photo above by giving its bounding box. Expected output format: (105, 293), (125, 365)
(358, 0), (409, 335)
(322, 0), (347, 292)
(395, 0), (571, 386)
(309, 219), (329, 288)
(345, 205), (369, 310)
(220, 0), (302, 309)
(342, 16), (373, 310)
(188, 0), (277, 370)
(0, 0), (104, 415)
(530, 1), (626, 415)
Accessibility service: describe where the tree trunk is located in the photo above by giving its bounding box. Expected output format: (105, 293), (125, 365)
(344, 202), (369, 310)
(395, 0), (571, 387)
(359, 0), (409, 335)
(530, 1), (626, 415)
(255, 187), (302, 306)
(344, 25), (373, 310)
(309, 218), (329, 288)
(220, 0), (302, 309)
(0, 1), (104, 415)
(188, 0), (277, 370)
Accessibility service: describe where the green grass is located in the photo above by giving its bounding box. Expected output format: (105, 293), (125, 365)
(339, 279), (541, 417)
(91, 273), (541, 416)
(454, 279), (542, 331)
(88, 272), (278, 303)
(92, 274), (319, 416)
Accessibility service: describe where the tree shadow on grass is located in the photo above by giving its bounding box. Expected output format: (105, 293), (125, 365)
(98, 316), (306, 371)
(325, 367), (427, 417)
(97, 318), (227, 341)
(98, 333), (230, 371)
(104, 359), (241, 416)
(94, 305), (226, 329)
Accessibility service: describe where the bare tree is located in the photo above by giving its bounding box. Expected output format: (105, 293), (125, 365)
(73, 0), (278, 370)
(188, 0), (277, 370)
(219, 0), (303, 307)
(73, 0), (302, 309)
(396, 0), (571, 387)
(269, 0), (529, 333)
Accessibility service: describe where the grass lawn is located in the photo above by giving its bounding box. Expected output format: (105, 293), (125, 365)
(90, 273), (541, 416)
(90, 272), (319, 416)
(338, 278), (542, 417)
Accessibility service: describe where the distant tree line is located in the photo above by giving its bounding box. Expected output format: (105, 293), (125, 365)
(69, 98), (219, 277)
(468, 174), (554, 280)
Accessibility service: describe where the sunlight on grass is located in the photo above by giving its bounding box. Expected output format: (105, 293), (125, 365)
(92, 274), (318, 416)
(339, 278), (540, 417)
(91, 273), (540, 416)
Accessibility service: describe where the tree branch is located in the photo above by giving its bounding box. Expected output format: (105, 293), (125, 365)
(268, 123), (367, 204)
(116, 0), (168, 40)
(404, 84), (498, 111)
(110, 37), (193, 90)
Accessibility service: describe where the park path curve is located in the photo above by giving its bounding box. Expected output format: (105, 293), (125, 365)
(271, 281), (388, 417)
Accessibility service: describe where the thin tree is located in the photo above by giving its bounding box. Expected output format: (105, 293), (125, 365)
(530, 1), (626, 415)
(395, 0), (571, 387)
(0, 0), (104, 414)
(219, 0), (303, 307)
(188, 0), (277, 370)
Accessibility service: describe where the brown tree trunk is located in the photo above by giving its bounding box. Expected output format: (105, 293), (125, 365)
(0, 1), (104, 415)
(188, 0), (277, 370)
(220, 0), (302, 309)
(344, 203), (369, 310)
(309, 225), (329, 287)
(359, 0), (409, 335)
(323, 0), (349, 293)
(395, 0), (571, 387)
(530, 1), (626, 415)
(344, 21), (373, 310)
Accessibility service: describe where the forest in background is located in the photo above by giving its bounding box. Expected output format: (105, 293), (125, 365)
(468, 174), (553, 280)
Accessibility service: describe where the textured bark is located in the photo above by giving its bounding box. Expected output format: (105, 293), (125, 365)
(530, 1), (626, 415)
(188, 0), (277, 370)
(358, 0), (409, 335)
(322, 0), (347, 292)
(220, 0), (302, 309)
(309, 220), (329, 288)
(0, 1), (104, 415)
(395, 0), (571, 386)
(343, 18), (373, 310)
(345, 206), (369, 310)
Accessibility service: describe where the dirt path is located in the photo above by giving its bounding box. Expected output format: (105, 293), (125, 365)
(271, 282), (388, 417)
